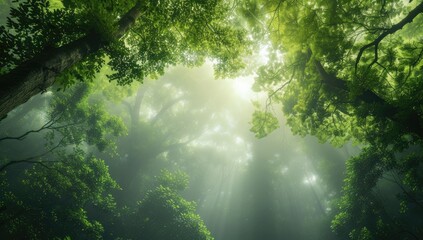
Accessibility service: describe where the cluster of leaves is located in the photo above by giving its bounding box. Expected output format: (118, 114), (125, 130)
(331, 146), (423, 239)
(47, 82), (127, 153)
(0, 150), (118, 239)
(0, 0), (87, 73)
(250, 107), (279, 138)
(127, 170), (214, 240)
(1, 0), (251, 89)
(0, 153), (212, 239)
(62, 0), (136, 37)
(105, 0), (251, 85)
(331, 148), (390, 239)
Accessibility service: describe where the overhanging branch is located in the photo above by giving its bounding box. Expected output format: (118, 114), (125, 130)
(0, 137), (65, 172)
(355, 2), (423, 71)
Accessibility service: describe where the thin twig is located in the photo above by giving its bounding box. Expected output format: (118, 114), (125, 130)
(0, 137), (65, 172)
(0, 113), (63, 141)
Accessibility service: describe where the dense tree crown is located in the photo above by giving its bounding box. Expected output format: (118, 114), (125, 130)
(249, 0), (423, 145)
(0, 0), (250, 119)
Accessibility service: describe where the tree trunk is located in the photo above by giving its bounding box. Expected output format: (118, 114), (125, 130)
(0, 34), (100, 120)
(0, 1), (144, 120)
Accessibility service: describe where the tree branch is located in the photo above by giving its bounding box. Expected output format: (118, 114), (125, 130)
(0, 113), (63, 141)
(355, 2), (423, 71)
(0, 1), (146, 120)
(0, 137), (65, 172)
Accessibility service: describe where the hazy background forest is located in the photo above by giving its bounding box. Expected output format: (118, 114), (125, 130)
(0, 0), (423, 240)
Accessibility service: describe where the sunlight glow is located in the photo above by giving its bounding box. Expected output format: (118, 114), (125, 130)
(231, 76), (255, 100)
(235, 137), (243, 144)
(303, 174), (317, 185)
(258, 44), (270, 64)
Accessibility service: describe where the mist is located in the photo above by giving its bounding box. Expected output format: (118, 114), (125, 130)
(0, 62), (358, 239)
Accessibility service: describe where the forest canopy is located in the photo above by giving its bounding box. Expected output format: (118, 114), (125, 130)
(1, 0), (423, 239)
(0, 0), (251, 119)
(246, 0), (423, 238)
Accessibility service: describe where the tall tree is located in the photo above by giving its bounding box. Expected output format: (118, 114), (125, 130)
(0, 0), (250, 119)
(245, 0), (423, 238)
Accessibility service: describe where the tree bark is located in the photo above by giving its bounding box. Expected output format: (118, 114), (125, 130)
(0, 1), (144, 120)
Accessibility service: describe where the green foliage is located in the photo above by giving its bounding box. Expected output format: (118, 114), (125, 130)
(247, 2), (423, 236)
(62, 0), (136, 38)
(249, 0), (423, 147)
(127, 170), (214, 240)
(0, 151), (118, 239)
(331, 148), (387, 239)
(330, 146), (423, 239)
(250, 109), (279, 139)
(156, 169), (189, 191)
(104, 0), (250, 84)
(0, 0), (87, 73)
(1, 0), (251, 86)
(56, 54), (106, 89)
(49, 82), (127, 153)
